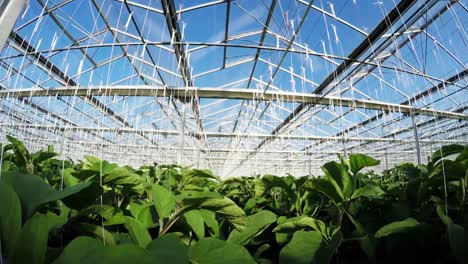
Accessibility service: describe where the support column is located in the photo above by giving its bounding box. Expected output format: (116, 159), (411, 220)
(196, 147), (200, 168)
(342, 134), (348, 158)
(0, 0), (27, 51)
(411, 113), (421, 165)
(177, 104), (186, 165)
(385, 152), (389, 171)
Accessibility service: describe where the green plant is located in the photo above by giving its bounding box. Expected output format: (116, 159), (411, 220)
(0, 136), (466, 263)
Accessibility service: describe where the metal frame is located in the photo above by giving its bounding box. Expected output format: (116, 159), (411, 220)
(0, 0), (27, 49)
(0, 0), (466, 176)
(1, 86), (465, 120)
(2, 123), (465, 144)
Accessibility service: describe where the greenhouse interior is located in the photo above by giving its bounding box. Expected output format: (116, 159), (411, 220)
(0, 0), (467, 263)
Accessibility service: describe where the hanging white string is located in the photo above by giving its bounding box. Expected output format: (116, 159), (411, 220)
(439, 146), (449, 216)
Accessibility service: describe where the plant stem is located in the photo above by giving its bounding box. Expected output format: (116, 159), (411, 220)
(158, 219), (164, 235)
(159, 207), (192, 236)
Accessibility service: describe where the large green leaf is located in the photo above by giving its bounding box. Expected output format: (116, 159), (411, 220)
(52, 236), (103, 264)
(255, 175), (289, 197)
(54, 236), (157, 264)
(345, 212), (367, 240)
(146, 234), (189, 264)
(128, 201), (157, 228)
(31, 150), (57, 165)
(279, 231), (323, 264)
(188, 238), (256, 264)
(279, 229), (341, 264)
(0, 183), (22, 256)
(184, 197), (246, 230)
(8, 213), (65, 264)
(82, 244), (156, 264)
(6, 135), (32, 171)
(61, 181), (103, 210)
(273, 216), (328, 237)
(337, 153), (350, 171)
(124, 216), (152, 247)
(104, 167), (142, 186)
(436, 206), (466, 263)
(455, 147), (468, 162)
(228, 210), (277, 245)
(137, 206), (158, 229)
(199, 209), (219, 237)
(349, 154), (380, 175)
(322, 161), (354, 199)
(431, 144), (465, 164)
(447, 223), (465, 264)
(129, 200), (150, 219)
(184, 169), (221, 184)
(62, 167), (80, 187)
(351, 185), (385, 200)
(310, 178), (343, 203)
(428, 160), (467, 182)
(177, 190), (223, 200)
(74, 223), (116, 245)
(76, 204), (116, 221)
(152, 184), (176, 218)
(1, 171), (101, 217)
(344, 212), (376, 257)
(72, 157), (117, 180)
(184, 210), (205, 239)
(103, 208), (126, 226)
(375, 218), (420, 238)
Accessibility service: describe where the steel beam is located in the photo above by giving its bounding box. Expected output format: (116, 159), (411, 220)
(229, 0), (277, 137)
(0, 0), (26, 51)
(296, 0), (367, 36)
(2, 40), (452, 83)
(239, 0), (420, 162)
(301, 68), (468, 153)
(177, 0), (227, 14)
(8, 33), (131, 126)
(222, 0), (231, 68)
(161, 0), (207, 147)
(2, 123), (466, 144)
(4, 136), (444, 155)
(1, 86), (465, 120)
(14, 0), (73, 31)
(296, 0), (458, 142)
(314, 0), (417, 95)
(90, 0), (198, 146)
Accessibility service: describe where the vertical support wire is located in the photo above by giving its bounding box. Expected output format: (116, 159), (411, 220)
(99, 113), (105, 246)
(59, 128), (68, 191)
(58, 129), (67, 249)
(439, 146), (449, 216)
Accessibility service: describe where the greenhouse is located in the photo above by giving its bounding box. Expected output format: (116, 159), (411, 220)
(0, 0), (467, 263)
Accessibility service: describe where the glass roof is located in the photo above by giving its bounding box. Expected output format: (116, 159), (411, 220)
(0, 0), (467, 177)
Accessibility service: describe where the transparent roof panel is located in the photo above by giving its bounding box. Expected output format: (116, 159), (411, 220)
(0, 0), (466, 177)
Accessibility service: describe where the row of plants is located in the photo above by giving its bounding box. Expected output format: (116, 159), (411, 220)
(0, 135), (466, 263)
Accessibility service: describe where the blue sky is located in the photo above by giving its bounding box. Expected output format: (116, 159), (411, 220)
(0, 0), (466, 174)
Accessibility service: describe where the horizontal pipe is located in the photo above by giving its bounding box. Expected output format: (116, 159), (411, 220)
(1, 123), (466, 144)
(0, 86), (465, 120)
